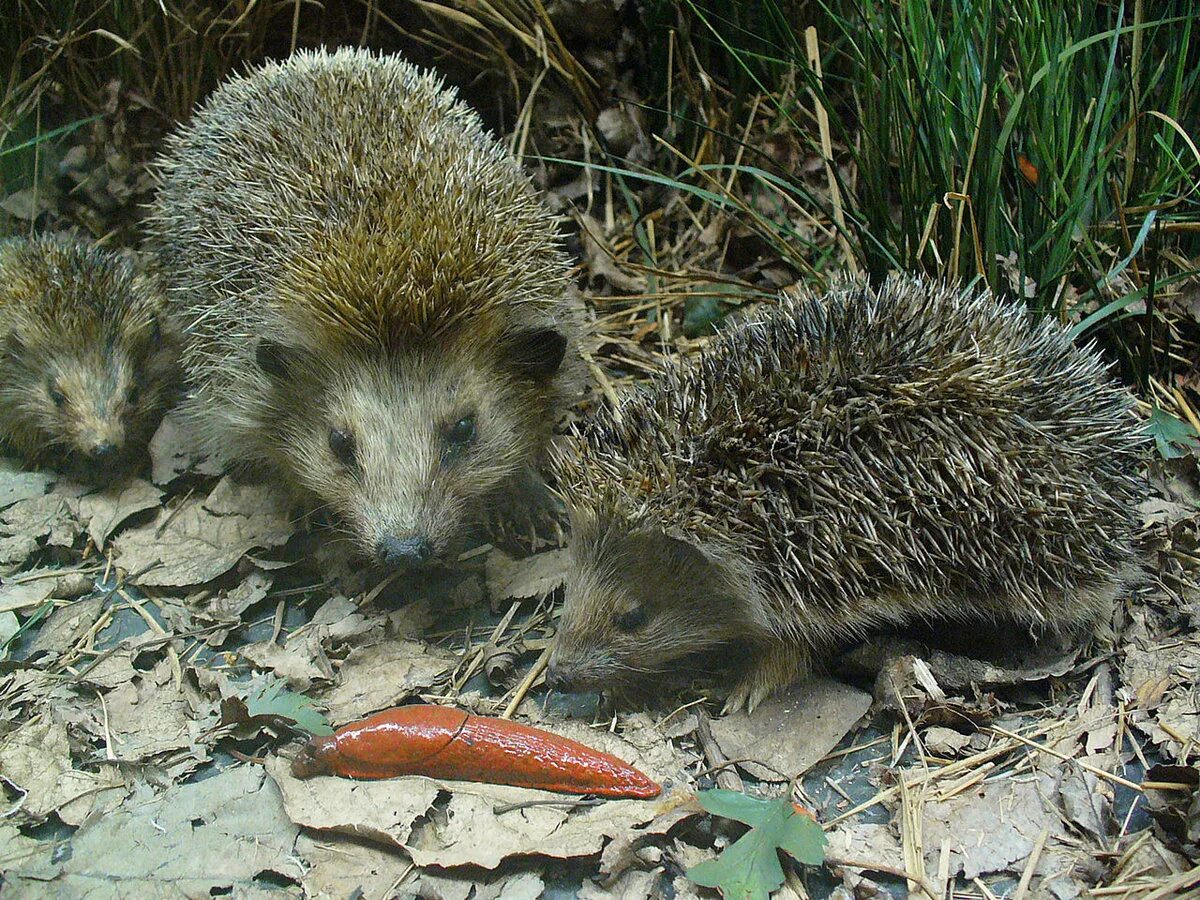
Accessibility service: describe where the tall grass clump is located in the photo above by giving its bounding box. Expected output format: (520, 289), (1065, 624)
(635, 0), (1199, 318)
(3, 1), (287, 134)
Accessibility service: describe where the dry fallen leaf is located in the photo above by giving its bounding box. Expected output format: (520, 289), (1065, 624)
(267, 754), (443, 848)
(75, 478), (163, 547)
(1, 492), (79, 566)
(294, 831), (413, 899)
(103, 657), (213, 763)
(922, 773), (1065, 880)
(710, 677), (871, 782)
(485, 547), (570, 601)
(110, 477), (294, 587)
(2, 764), (299, 896)
(26, 594), (105, 660)
(415, 869), (546, 900)
(0, 571), (66, 615)
(315, 639), (457, 722)
(0, 460), (53, 512)
(240, 631), (335, 690)
(148, 411), (218, 485)
(0, 716), (123, 825)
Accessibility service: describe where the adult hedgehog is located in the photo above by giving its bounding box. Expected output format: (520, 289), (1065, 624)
(148, 49), (583, 569)
(0, 235), (180, 481)
(547, 275), (1148, 712)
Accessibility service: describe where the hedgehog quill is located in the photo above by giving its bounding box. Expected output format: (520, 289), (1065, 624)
(547, 276), (1148, 713)
(0, 235), (180, 482)
(148, 49), (583, 569)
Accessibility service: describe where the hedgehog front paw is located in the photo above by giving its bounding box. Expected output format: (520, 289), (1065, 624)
(722, 678), (772, 716)
(722, 644), (808, 716)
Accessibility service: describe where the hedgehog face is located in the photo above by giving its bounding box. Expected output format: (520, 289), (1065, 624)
(267, 344), (562, 569)
(547, 519), (746, 696)
(1, 321), (176, 479)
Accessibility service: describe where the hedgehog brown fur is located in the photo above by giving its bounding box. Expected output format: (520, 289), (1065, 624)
(147, 49), (584, 568)
(546, 274), (1149, 713)
(0, 235), (180, 481)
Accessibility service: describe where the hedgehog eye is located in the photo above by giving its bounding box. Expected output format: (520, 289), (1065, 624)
(328, 428), (356, 468)
(47, 380), (66, 409)
(444, 415), (477, 448)
(616, 605), (649, 633)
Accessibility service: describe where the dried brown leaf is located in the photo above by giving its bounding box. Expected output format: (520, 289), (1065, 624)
(75, 478), (163, 547)
(239, 631), (335, 691)
(0, 461), (52, 512)
(710, 677), (871, 781)
(922, 773), (1065, 879)
(110, 478), (293, 588)
(0, 717), (123, 825)
(316, 640), (456, 723)
(104, 657), (213, 763)
(486, 548), (570, 602)
(1, 764), (298, 895)
(294, 831), (413, 899)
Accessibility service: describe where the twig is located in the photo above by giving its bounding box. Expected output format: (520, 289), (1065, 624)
(972, 877), (1000, 900)
(493, 797), (603, 815)
(1012, 827), (1049, 900)
(1142, 863), (1200, 899)
(693, 711), (742, 792)
(825, 856), (941, 900)
(990, 726), (1144, 792)
(356, 571), (400, 608)
(501, 645), (550, 718)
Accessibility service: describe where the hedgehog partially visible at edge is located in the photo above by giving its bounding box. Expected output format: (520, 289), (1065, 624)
(0, 234), (180, 483)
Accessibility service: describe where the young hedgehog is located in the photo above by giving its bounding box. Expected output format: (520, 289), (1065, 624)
(147, 48), (583, 569)
(0, 235), (180, 482)
(546, 275), (1148, 713)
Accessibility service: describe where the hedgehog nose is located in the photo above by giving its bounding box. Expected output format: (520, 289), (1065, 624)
(91, 442), (119, 462)
(544, 665), (569, 691)
(375, 535), (434, 569)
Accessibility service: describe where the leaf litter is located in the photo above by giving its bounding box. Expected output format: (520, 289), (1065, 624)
(0, 364), (1196, 900)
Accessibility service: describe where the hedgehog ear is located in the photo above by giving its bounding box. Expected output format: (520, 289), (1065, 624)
(256, 339), (298, 379)
(658, 534), (712, 573)
(504, 327), (567, 379)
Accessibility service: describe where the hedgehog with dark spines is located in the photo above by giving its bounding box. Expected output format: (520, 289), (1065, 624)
(0, 235), (180, 482)
(148, 48), (584, 570)
(546, 275), (1149, 713)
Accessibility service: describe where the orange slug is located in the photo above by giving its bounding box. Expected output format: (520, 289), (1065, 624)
(291, 704), (661, 799)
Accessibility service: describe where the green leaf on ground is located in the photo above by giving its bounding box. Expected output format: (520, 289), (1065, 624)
(687, 790), (826, 900)
(682, 295), (729, 337)
(245, 677), (332, 735)
(1147, 409), (1200, 460)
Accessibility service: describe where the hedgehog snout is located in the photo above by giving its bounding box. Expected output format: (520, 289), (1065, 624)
(545, 643), (614, 693)
(375, 534), (435, 570)
(543, 664), (569, 691)
(74, 415), (126, 461)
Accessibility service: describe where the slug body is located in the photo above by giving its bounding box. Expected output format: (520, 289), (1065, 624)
(148, 48), (583, 570)
(292, 704), (661, 799)
(547, 275), (1148, 713)
(0, 235), (180, 481)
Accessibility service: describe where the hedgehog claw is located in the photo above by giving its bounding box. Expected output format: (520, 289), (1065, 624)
(721, 688), (748, 717)
(722, 677), (771, 716)
(723, 645), (808, 716)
